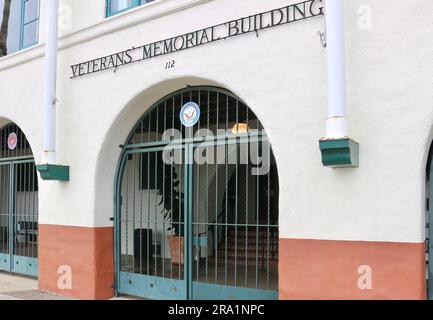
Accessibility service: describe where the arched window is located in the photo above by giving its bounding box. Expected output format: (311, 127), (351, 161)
(0, 123), (33, 159)
(127, 87), (265, 146)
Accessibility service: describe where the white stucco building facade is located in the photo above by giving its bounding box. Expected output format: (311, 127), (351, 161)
(0, 0), (432, 300)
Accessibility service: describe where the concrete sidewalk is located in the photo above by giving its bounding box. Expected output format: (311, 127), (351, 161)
(0, 272), (70, 300)
(0, 272), (138, 300)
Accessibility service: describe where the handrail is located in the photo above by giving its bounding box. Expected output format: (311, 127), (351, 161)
(198, 209), (225, 256)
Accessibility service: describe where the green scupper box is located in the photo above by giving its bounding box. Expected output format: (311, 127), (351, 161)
(319, 138), (360, 168)
(36, 164), (70, 181)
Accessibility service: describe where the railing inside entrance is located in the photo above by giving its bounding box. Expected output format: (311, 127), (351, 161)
(116, 87), (279, 300)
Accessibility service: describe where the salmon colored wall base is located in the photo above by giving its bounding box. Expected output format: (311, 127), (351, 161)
(37, 227), (426, 300)
(279, 239), (426, 300)
(38, 224), (114, 300)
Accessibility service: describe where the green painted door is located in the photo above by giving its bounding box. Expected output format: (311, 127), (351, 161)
(190, 138), (278, 300)
(0, 160), (38, 277)
(117, 145), (188, 299)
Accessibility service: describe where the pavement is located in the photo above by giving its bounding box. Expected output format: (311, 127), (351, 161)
(0, 272), (138, 300)
(0, 272), (72, 300)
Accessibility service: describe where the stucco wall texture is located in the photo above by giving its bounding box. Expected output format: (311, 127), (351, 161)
(0, 0), (432, 300)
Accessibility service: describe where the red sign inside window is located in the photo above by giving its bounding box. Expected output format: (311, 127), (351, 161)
(7, 132), (17, 150)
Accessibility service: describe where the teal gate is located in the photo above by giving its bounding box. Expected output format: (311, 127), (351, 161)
(0, 124), (39, 278)
(115, 87), (279, 300)
(428, 148), (433, 300)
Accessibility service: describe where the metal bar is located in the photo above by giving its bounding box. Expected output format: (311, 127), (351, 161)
(205, 90), (210, 283)
(139, 110), (145, 276)
(162, 100), (167, 279)
(114, 151), (127, 294)
(195, 90), (201, 282)
(267, 159), (271, 289)
(34, 161), (37, 259)
(187, 144), (193, 300)
(170, 147), (174, 279)
(195, 152), (199, 282)
(124, 155), (130, 273)
(146, 112), (152, 276)
(6, 126), (10, 159)
(195, 136), (267, 149)
(139, 154), (143, 275)
(0, 165), (3, 256)
(126, 144), (186, 156)
(25, 162), (29, 258)
(181, 92), (184, 141)
(154, 108), (160, 277)
(214, 129), (219, 284)
(15, 164), (20, 258)
(132, 152), (136, 274)
(245, 139), (249, 287)
(8, 164), (14, 271)
(124, 131), (267, 150)
(1, 165), (4, 257)
(224, 94), (229, 286)
(256, 141), (260, 288)
(169, 95), (175, 279)
(154, 150), (158, 276)
(31, 163), (34, 259)
(204, 146), (209, 283)
(122, 221), (277, 228)
(224, 141), (228, 286)
(429, 157), (433, 299)
(146, 153), (151, 275)
(178, 147), (183, 280)
(28, 162), (31, 259)
(0, 156), (34, 164)
(178, 92), (184, 280)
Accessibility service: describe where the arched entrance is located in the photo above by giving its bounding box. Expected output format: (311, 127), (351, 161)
(115, 86), (279, 300)
(0, 123), (38, 278)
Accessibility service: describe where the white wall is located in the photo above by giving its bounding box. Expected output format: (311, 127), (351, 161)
(0, 0), (432, 245)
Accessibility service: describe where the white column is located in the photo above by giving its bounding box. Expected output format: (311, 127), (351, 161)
(42, 0), (59, 164)
(325, 0), (348, 139)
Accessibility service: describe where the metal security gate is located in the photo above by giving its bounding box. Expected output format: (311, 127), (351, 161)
(190, 138), (278, 300)
(0, 125), (38, 278)
(115, 87), (279, 300)
(117, 144), (188, 300)
(427, 148), (433, 300)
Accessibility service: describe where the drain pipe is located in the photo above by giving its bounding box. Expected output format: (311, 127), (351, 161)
(42, 0), (58, 165)
(37, 0), (69, 181)
(319, 0), (359, 168)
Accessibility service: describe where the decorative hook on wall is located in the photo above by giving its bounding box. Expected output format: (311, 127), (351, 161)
(317, 30), (327, 48)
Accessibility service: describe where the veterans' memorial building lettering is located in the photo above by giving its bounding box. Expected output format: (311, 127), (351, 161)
(70, 0), (324, 78)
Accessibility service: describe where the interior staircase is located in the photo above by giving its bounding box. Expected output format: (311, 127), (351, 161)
(211, 227), (278, 268)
